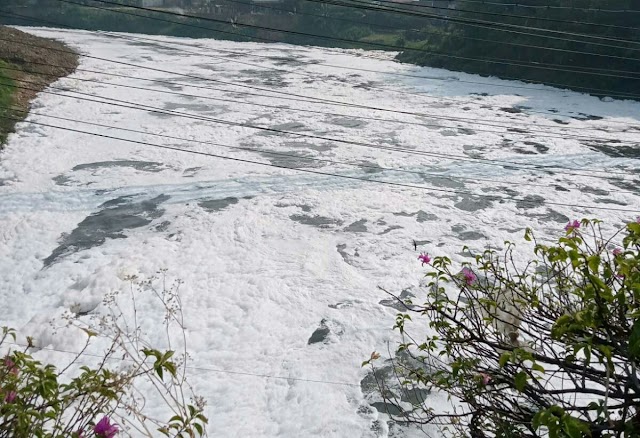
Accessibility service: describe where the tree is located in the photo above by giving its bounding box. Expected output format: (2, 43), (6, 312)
(365, 218), (640, 437)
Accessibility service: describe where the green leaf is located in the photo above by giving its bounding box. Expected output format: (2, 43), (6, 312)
(563, 415), (589, 438)
(629, 319), (640, 359)
(587, 255), (601, 274)
(499, 352), (510, 367)
(532, 363), (545, 374)
(514, 371), (527, 391)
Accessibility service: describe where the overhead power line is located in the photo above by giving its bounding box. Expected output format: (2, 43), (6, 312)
(8, 62), (637, 140)
(218, 0), (640, 66)
(0, 104), (583, 193)
(303, 0), (640, 48)
(420, 0), (640, 14)
(6, 10), (640, 101)
(9, 105), (639, 196)
(56, 0), (640, 79)
(4, 79), (638, 181)
(7, 342), (359, 387)
(362, 0), (640, 31)
(3, 114), (637, 213)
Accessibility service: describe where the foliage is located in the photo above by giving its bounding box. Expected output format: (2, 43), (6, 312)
(0, 271), (208, 438)
(396, 0), (640, 99)
(366, 218), (640, 437)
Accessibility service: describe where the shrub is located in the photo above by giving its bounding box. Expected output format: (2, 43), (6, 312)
(366, 218), (640, 437)
(0, 270), (207, 438)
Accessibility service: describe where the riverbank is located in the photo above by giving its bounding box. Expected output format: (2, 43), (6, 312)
(0, 26), (78, 147)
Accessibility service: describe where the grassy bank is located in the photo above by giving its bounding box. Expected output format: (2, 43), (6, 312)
(0, 26), (78, 148)
(0, 61), (16, 145)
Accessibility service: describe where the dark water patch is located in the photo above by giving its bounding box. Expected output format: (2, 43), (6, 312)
(513, 147), (536, 155)
(572, 113), (603, 121)
(393, 210), (438, 222)
(260, 122), (307, 134)
(239, 69), (289, 88)
(163, 102), (224, 113)
(152, 80), (184, 91)
(370, 402), (404, 417)
(72, 160), (164, 173)
(457, 231), (486, 240)
(586, 143), (640, 159)
(354, 81), (378, 90)
(554, 185), (570, 192)
(440, 129), (458, 137)
(401, 387), (431, 405)
(527, 209), (569, 224)
(328, 117), (367, 129)
(508, 128), (529, 134)
(500, 187), (520, 197)
(183, 167), (202, 177)
(357, 160), (384, 174)
(424, 176), (465, 189)
(455, 196), (494, 212)
(458, 128), (475, 135)
(155, 221), (171, 232)
(267, 56), (308, 67)
(308, 320), (330, 344)
(608, 178), (640, 194)
(452, 224), (486, 240)
(283, 141), (334, 152)
(290, 214), (343, 228)
(344, 219), (368, 233)
(262, 151), (326, 169)
(581, 186), (610, 196)
(308, 318), (344, 345)
(336, 243), (350, 264)
(198, 197), (239, 212)
(516, 195), (545, 210)
(500, 107), (522, 114)
(380, 225), (403, 235)
(52, 174), (73, 186)
(43, 195), (169, 267)
(379, 288), (415, 312)
(593, 198), (627, 206)
(522, 142), (549, 154)
(553, 119), (570, 125)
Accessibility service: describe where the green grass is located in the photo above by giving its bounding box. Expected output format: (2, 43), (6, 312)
(358, 32), (403, 48)
(0, 60), (17, 147)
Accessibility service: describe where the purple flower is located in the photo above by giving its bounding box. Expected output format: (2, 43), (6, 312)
(4, 391), (16, 403)
(462, 267), (477, 285)
(564, 220), (581, 232)
(637, 216), (640, 224)
(418, 253), (431, 265)
(613, 248), (622, 256)
(94, 416), (119, 438)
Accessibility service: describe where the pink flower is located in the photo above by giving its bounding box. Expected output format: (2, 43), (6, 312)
(4, 357), (18, 376)
(4, 391), (16, 403)
(637, 216), (640, 224)
(462, 267), (477, 285)
(418, 253), (431, 265)
(564, 220), (581, 232)
(94, 416), (119, 438)
(613, 248), (622, 256)
(479, 373), (491, 386)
